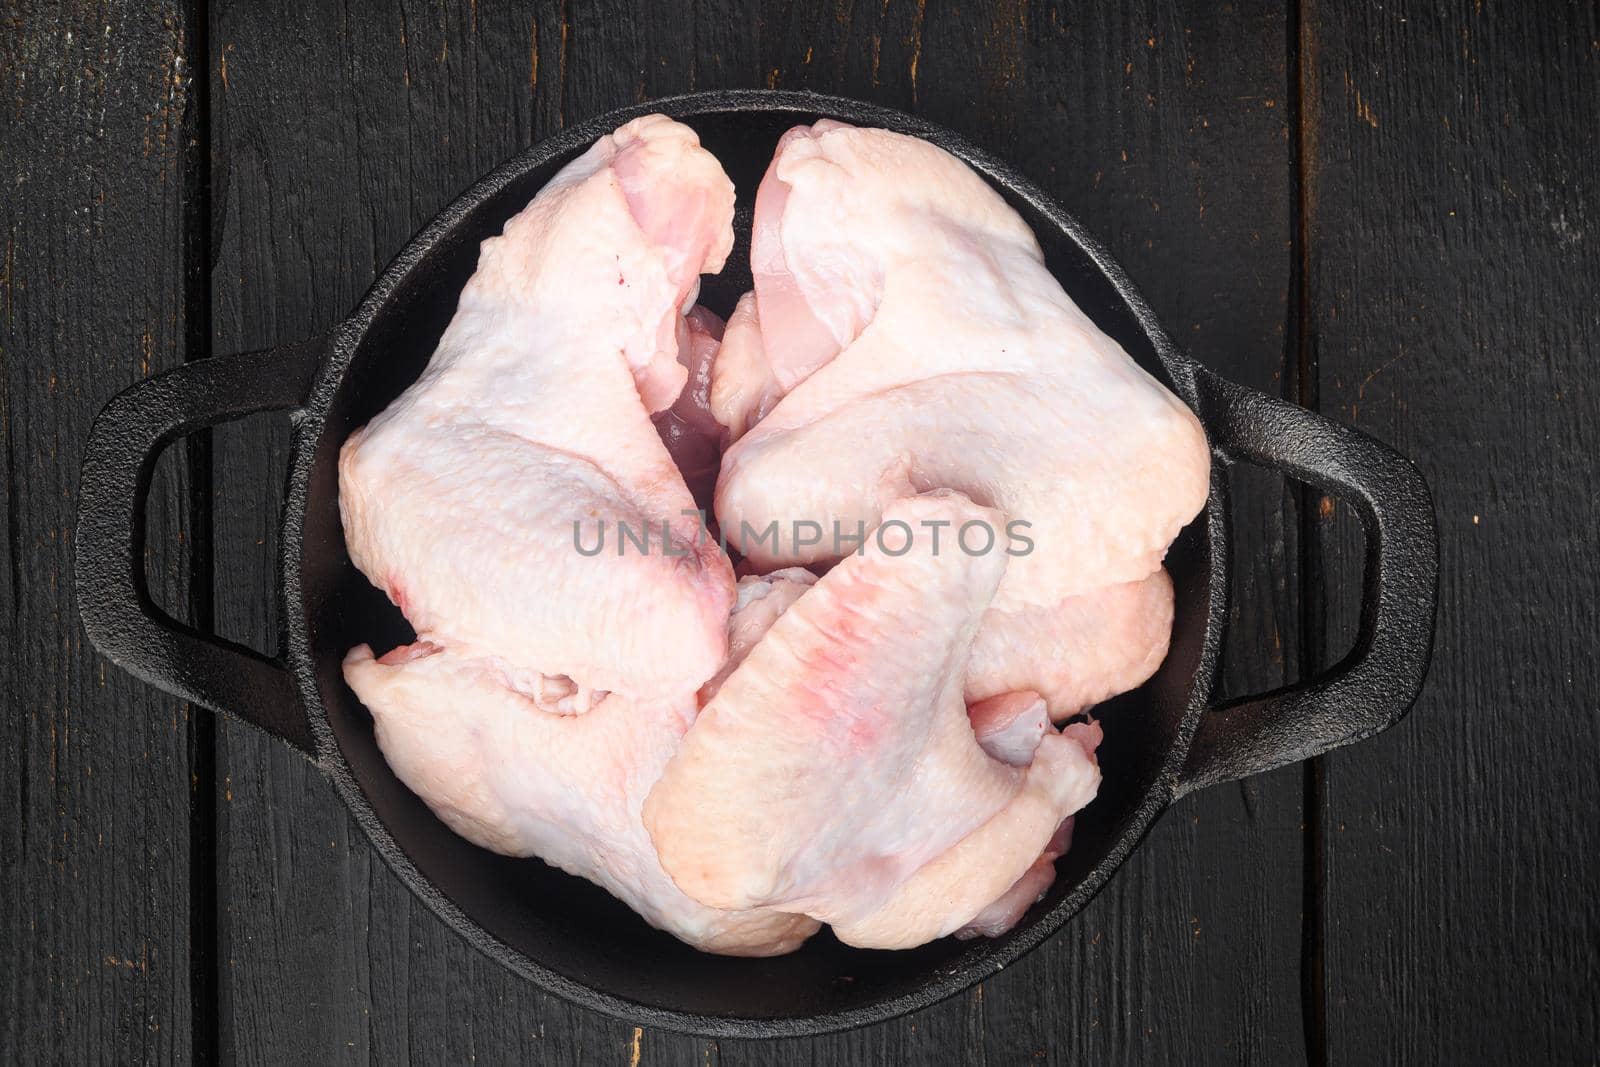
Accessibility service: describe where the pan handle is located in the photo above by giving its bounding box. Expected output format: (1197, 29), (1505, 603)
(75, 340), (325, 757)
(1175, 366), (1438, 797)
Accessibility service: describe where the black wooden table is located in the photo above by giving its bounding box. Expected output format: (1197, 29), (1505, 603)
(4, 1), (1597, 1062)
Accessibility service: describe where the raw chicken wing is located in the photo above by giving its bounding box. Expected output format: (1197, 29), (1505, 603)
(344, 641), (818, 955)
(644, 491), (1102, 949)
(714, 121), (1210, 608)
(339, 116), (819, 955)
(340, 115), (737, 701)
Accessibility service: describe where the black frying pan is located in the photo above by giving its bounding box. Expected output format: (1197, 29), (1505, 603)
(74, 90), (1438, 1038)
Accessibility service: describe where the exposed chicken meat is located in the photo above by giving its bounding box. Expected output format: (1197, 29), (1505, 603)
(713, 120), (1211, 608)
(967, 690), (1054, 766)
(653, 304), (726, 510)
(643, 491), (1103, 950)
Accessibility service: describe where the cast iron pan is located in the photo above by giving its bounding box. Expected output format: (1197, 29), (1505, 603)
(74, 90), (1439, 1037)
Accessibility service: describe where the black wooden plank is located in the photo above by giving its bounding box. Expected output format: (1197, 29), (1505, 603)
(1303, 1), (1600, 1062)
(876, 2), (1309, 1061)
(0, 2), (202, 1062)
(206, 1), (1304, 1061)
(205, 2), (644, 1060)
(206, 2), (570, 1061)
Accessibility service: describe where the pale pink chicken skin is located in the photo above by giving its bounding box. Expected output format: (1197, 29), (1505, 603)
(792, 568), (1169, 733)
(842, 720), (1100, 948)
(955, 811), (1080, 940)
(344, 641), (818, 955)
(339, 115), (736, 703)
(954, 693), (1089, 940)
(644, 491), (1103, 950)
(339, 116), (1192, 957)
(696, 583), (1100, 944)
(339, 117), (824, 955)
(699, 568), (817, 702)
(967, 569), (1176, 721)
(713, 120), (1211, 609)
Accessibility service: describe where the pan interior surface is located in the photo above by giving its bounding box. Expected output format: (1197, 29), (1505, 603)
(298, 102), (1212, 1028)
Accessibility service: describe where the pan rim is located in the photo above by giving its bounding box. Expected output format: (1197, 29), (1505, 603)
(278, 89), (1228, 1038)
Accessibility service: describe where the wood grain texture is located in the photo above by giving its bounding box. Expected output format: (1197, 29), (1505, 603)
(206, 1), (1305, 1062)
(1303, 0), (1600, 1061)
(206, 2), (562, 1061)
(893, 1), (1310, 1062)
(18, 0), (1600, 1062)
(8, 0), (1599, 1061)
(0, 2), (202, 1062)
